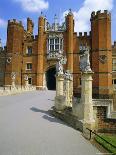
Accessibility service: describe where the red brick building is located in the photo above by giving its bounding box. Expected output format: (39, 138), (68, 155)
(2, 10), (114, 98)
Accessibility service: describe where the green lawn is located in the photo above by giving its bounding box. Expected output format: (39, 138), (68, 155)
(95, 134), (116, 154)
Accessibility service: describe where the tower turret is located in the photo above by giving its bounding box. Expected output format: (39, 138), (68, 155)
(91, 10), (112, 98)
(66, 9), (74, 73)
(27, 17), (34, 34)
(6, 19), (24, 85)
(36, 14), (45, 89)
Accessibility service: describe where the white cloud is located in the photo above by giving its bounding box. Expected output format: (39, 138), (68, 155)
(62, 0), (114, 33)
(0, 18), (7, 27)
(14, 0), (49, 12)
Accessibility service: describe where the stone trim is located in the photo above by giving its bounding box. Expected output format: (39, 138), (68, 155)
(93, 99), (113, 118)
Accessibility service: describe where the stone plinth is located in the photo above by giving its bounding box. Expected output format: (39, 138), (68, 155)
(55, 95), (66, 111)
(72, 71), (95, 134)
(64, 70), (73, 107)
(69, 79), (73, 105)
(65, 79), (72, 107)
(81, 71), (95, 132)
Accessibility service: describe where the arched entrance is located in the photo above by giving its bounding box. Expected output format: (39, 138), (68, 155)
(46, 67), (56, 90)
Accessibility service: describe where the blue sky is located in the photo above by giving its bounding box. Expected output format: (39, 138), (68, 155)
(0, 0), (116, 46)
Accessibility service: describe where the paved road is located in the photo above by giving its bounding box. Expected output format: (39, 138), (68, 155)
(0, 91), (100, 155)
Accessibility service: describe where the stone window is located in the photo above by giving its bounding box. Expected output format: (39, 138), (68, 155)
(47, 37), (63, 52)
(26, 46), (32, 55)
(26, 63), (32, 70)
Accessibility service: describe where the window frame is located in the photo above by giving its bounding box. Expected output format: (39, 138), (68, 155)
(26, 46), (32, 55)
(26, 63), (32, 71)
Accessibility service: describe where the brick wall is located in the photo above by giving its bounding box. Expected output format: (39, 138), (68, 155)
(97, 106), (116, 132)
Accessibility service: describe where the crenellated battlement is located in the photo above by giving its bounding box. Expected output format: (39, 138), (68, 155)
(8, 19), (23, 27)
(91, 10), (111, 20)
(78, 32), (91, 37)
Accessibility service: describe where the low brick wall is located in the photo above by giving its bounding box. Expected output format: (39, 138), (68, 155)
(97, 106), (116, 133)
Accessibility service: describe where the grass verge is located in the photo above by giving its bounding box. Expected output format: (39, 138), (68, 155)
(95, 134), (116, 154)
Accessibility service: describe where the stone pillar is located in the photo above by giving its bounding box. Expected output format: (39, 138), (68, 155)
(81, 71), (95, 131)
(69, 79), (73, 104)
(65, 79), (70, 106)
(56, 75), (64, 96)
(64, 70), (73, 107)
(55, 74), (66, 111)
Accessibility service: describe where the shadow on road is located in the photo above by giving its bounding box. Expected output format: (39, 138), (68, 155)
(30, 107), (49, 114)
(30, 107), (68, 126)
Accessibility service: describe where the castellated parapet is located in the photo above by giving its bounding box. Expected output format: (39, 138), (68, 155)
(91, 10), (111, 21)
(78, 32), (91, 37)
(8, 19), (23, 27)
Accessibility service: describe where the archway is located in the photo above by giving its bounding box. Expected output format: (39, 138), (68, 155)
(46, 67), (56, 90)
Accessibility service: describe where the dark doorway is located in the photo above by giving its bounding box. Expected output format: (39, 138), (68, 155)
(46, 67), (56, 90)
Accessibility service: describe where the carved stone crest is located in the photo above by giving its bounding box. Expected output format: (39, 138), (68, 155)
(11, 72), (16, 80)
(99, 55), (107, 64)
(7, 57), (12, 64)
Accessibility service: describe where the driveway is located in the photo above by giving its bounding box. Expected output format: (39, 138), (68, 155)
(0, 91), (100, 155)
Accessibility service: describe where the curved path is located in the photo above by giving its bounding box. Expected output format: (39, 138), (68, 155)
(0, 91), (100, 155)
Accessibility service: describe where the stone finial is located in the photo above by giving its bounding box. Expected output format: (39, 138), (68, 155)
(40, 11), (44, 17)
(68, 8), (73, 15)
